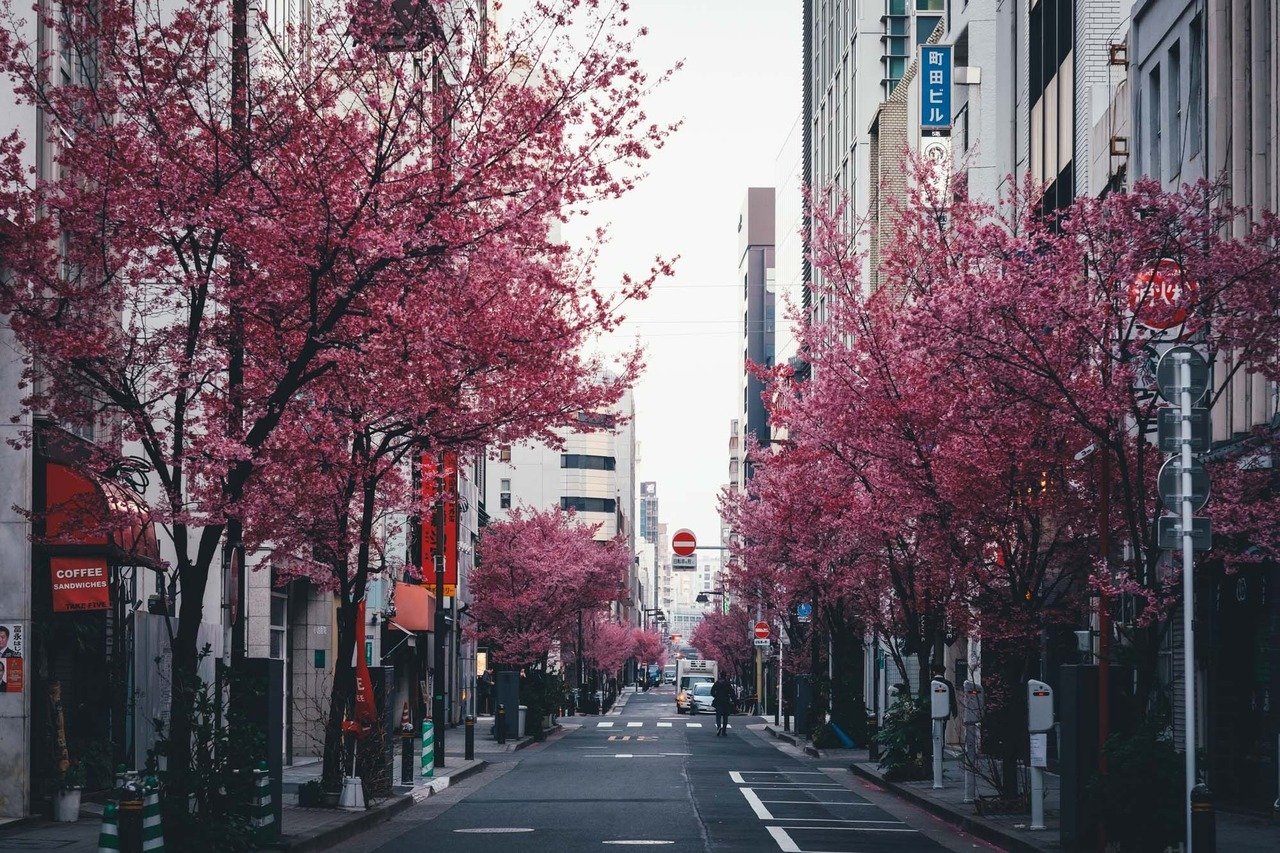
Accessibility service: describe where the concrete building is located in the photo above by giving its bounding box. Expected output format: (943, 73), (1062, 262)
(1127, 0), (1279, 809)
(739, 187), (777, 463)
(486, 389), (639, 624)
(639, 481), (659, 545)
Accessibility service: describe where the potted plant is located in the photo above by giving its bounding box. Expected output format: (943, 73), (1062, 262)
(52, 763), (86, 822)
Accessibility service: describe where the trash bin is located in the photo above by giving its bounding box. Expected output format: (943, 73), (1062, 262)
(517, 705), (528, 738)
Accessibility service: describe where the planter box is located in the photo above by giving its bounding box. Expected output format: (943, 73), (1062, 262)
(53, 788), (82, 822)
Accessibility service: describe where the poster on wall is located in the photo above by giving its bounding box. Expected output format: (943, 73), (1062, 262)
(0, 621), (25, 693)
(51, 556), (112, 612)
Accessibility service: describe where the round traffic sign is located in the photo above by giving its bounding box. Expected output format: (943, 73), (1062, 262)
(1158, 457), (1210, 513)
(1127, 258), (1199, 330)
(1155, 346), (1210, 405)
(754, 621), (770, 640)
(672, 529), (697, 557)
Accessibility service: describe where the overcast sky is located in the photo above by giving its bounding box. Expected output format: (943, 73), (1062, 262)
(558, 1), (803, 549)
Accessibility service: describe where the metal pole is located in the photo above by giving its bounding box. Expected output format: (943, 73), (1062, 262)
(433, 455), (446, 769)
(1031, 759), (1046, 829)
(963, 722), (977, 803)
(932, 718), (944, 789)
(776, 618), (783, 727)
(1180, 354), (1197, 851)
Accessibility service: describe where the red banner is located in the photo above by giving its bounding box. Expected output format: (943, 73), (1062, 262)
(420, 451), (459, 597)
(51, 557), (111, 613)
(352, 600), (377, 735)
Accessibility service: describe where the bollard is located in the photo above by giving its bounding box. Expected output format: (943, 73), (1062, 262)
(401, 734), (414, 785)
(962, 723), (977, 804)
(465, 715), (475, 761)
(496, 704), (507, 745)
(141, 776), (165, 853)
(420, 721), (435, 780)
(1191, 783), (1215, 853)
(97, 801), (121, 853)
(251, 762), (275, 843)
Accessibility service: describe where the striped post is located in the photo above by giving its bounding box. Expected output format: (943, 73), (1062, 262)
(141, 777), (165, 853)
(421, 721), (434, 780)
(252, 761), (275, 841)
(96, 801), (121, 853)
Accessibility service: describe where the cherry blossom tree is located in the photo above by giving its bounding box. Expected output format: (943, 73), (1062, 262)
(689, 606), (754, 681)
(0, 0), (673, 797)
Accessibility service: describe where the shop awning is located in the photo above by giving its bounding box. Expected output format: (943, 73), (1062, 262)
(393, 581), (436, 631)
(44, 461), (162, 569)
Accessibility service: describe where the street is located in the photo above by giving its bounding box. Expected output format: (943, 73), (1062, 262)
(331, 688), (994, 853)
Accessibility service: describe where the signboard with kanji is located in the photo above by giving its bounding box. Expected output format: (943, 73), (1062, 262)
(920, 45), (953, 132)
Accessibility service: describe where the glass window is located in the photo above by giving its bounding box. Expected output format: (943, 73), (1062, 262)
(887, 36), (908, 56)
(269, 592), (287, 660)
(887, 0), (906, 15)
(500, 493), (511, 509)
(1167, 41), (1181, 175)
(1149, 65), (1162, 180)
(916, 0), (944, 9)
(916, 15), (941, 45)
(560, 496), (617, 513)
(560, 454), (617, 471)
(887, 17), (908, 35)
(500, 478), (511, 491)
(498, 446), (511, 462)
(1189, 17), (1203, 155)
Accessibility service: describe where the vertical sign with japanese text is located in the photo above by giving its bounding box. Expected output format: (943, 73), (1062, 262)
(420, 451), (459, 597)
(0, 622), (25, 693)
(920, 44), (953, 133)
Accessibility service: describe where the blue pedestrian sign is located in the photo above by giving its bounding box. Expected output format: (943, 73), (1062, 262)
(797, 603), (813, 623)
(920, 45), (953, 133)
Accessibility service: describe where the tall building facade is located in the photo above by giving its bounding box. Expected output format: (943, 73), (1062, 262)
(486, 390), (639, 623)
(639, 481), (659, 545)
(739, 187), (777, 461)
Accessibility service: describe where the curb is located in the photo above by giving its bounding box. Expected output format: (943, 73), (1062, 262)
(848, 763), (1046, 853)
(272, 793), (414, 853)
(417, 759), (488, 797)
(763, 724), (800, 748)
(512, 723), (563, 751)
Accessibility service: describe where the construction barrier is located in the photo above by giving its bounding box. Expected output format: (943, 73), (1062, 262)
(141, 776), (165, 853)
(97, 801), (120, 853)
(421, 721), (434, 780)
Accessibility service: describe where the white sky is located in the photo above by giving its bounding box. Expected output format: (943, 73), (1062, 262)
(558, 1), (803, 549)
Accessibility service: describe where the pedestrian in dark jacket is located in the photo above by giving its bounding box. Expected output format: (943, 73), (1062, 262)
(711, 673), (735, 736)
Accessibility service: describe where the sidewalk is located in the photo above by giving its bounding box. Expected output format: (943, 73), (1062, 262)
(848, 751), (1280, 853)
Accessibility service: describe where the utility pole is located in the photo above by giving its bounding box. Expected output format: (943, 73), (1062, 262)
(432, 452), (446, 769)
(227, 0), (249, 667)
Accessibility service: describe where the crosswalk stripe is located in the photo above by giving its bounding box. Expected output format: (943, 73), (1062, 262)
(687, 723), (702, 728)
(657, 722), (672, 728)
(598, 722), (614, 728)
(627, 722), (642, 727)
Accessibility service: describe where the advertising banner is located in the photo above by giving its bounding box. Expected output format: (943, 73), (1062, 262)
(420, 451), (459, 597)
(51, 556), (112, 613)
(0, 621), (25, 693)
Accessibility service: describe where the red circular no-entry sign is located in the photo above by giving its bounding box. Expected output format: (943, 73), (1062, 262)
(1127, 258), (1199, 330)
(754, 621), (770, 640)
(672, 529), (697, 557)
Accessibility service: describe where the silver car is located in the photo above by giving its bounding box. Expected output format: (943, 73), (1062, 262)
(689, 682), (715, 715)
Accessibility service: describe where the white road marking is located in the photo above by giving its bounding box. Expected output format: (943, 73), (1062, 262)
(627, 721), (643, 727)
(766, 826), (800, 852)
(616, 754), (633, 758)
(454, 828), (534, 833)
(729, 771), (745, 784)
(598, 722), (614, 728)
(736, 771), (829, 776)
(740, 788), (774, 820)
(657, 722), (672, 728)
(784, 825), (919, 834)
(757, 800), (872, 806)
(686, 722), (702, 728)
(602, 842), (676, 846)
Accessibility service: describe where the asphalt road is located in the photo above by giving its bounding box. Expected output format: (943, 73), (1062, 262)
(332, 687), (1000, 852)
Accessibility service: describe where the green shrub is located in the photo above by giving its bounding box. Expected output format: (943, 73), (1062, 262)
(1086, 728), (1184, 853)
(874, 693), (930, 780)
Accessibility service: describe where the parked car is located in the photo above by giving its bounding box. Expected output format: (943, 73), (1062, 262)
(689, 682), (714, 715)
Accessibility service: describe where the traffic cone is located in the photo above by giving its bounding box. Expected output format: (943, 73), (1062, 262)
(252, 761), (275, 841)
(140, 777), (165, 853)
(400, 701), (412, 734)
(97, 801), (120, 853)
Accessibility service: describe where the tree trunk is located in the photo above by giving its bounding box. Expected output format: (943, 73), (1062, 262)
(322, 598), (358, 791)
(164, 545), (215, 794)
(829, 619), (865, 735)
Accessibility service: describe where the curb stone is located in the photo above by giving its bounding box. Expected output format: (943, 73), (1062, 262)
(270, 794), (413, 853)
(848, 762), (1048, 853)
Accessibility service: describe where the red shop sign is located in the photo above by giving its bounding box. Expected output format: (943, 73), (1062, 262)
(51, 557), (111, 613)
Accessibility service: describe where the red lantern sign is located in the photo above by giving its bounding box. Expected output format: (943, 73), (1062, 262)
(1127, 258), (1199, 330)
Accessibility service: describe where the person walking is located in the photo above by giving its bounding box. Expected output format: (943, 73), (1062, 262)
(711, 673), (735, 737)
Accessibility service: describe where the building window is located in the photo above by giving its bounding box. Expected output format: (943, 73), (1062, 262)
(499, 478), (511, 509)
(916, 0), (944, 9)
(1167, 41), (1181, 177)
(916, 15), (941, 45)
(560, 496), (617, 513)
(887, 0), (907, 14)
(560, 454), (617, 471)
(269, 592), (287, 660)
(498, 446), (511, 462)
(1149, 65), (1162, 181)
(1188, 17), (1202, 156)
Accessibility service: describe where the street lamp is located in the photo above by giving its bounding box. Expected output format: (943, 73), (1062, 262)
(695, 589), (724, 604)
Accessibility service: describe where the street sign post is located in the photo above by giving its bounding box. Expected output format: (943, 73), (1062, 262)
(796, 603), (813, 623)
(671, 555), (697, 571)
(1157, 407), (1210, 453)
(753, 621), (770, 640)
(1156, 346), (1209, 404)
(1158, 457), (1211, 512)
(672, 529), (697, 557)
(753, 638), (770, 648)
(1157, 516), (1213, 551)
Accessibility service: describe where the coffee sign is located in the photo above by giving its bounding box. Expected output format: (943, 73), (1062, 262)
(51, 557), (111, 613)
